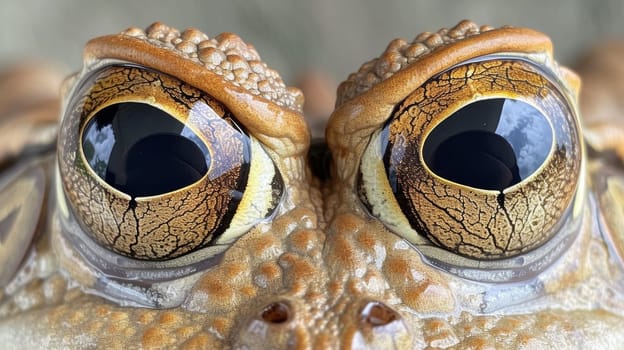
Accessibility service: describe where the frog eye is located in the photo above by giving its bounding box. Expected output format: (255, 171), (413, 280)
(358, 58), (583, 263)
(58, 65), (283, 261)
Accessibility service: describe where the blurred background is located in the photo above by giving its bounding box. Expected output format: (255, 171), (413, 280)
(1, 0), (623, 83)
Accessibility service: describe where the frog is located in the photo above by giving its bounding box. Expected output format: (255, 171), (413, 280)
(0, 19), (623, 349)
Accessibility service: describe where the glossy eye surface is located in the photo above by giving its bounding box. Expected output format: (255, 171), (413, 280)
(423, 98), (553, 191)
(82, 102), (211, 197)
(359, 59), (582, 261)
(58, 65), (283, 261)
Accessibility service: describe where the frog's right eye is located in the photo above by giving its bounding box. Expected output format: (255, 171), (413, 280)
(358, 58), (584, 266)
(58, 65), (283, 262)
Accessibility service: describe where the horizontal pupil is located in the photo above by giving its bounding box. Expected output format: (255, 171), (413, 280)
(82, 102), (210, 197)
(423, 98), (552, 191)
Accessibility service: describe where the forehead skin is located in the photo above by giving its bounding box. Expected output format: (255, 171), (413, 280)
(1, 21), (624, 349)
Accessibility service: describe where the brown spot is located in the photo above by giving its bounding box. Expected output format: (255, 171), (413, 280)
(329, 233), (359, 268)
(332, 213), (363, 233)
(288, 229), (317, 253)
(280, 253), (316, 280)
(305, 291), (324, 303)
(123, 327), (136, 338)
(106, 312), (129, 333)
(460, 336), (493, 349)
(67, 310), (85, 324)
(181, 333), (212, 350)
(210, 317), (231, 335)
(384, 255), (411, 277)
(355, 229), (378, 251)
(240, 285), (257, 297)
(424, 318), (447, 333)
(472, 315), (497, 331)
(222, 262), (249, 281)
(142, 326), (172, 348)
(293, 325), (311, 348)
(197, 274), (234, 301)
(515, 333), (536, 347)
(257, 261), (281, 281)
(271, 207), (312, 238)
(458, 313), (498, 337)
(423, 318), (459, 348)
(346, 278), (364, 295)
(315, 331), (334, 349)
(158, 311), (181, 327)
(137, 310), (156, 325)
(252, 233), (279, 256)
(86, 320), (103, 334)
(95, 305), (110, 317)
(175, 325), (200, 339)
(328, 280), (344, 296)
(492, 317), (523, 335)
(110, 311), (128, 322)
(401, 282), (455, 313)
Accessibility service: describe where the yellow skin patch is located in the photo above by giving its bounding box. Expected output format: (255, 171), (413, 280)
(0, 20), (623, 349)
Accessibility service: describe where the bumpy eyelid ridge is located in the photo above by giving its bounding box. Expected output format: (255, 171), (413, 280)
(328, 27), (554, 184)
(81, 34), (310, 159)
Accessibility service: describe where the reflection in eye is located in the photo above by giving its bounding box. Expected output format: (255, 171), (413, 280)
(359, 59), (583, 261)
(423, 98), (553, 191)
(82, 102), (211, 197)
(58, 65), (283, 261)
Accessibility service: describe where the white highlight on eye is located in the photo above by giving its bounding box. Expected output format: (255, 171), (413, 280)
(495, 99), (553, 179)
(359, 130), (429, 246)
(216, 138), (279, 245)
(82, 124), (115, 178)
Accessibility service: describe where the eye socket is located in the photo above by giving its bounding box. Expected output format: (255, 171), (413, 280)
(359, 59), (583, 264)
(58, 65), (283, 261)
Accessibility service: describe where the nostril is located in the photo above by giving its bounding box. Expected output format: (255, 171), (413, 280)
(261, 301), (291, 324)
(361, 301), (398, 327)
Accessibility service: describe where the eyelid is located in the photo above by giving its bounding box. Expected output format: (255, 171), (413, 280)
(84, 33), (309, 158)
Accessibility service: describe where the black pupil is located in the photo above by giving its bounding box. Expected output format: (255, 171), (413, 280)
(423, 98), (553, 191)
(82, 102), (210, 197)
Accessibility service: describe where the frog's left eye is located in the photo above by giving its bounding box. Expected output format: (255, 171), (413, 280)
(358, 58), (583, 266)
(58, 65), (283, 261)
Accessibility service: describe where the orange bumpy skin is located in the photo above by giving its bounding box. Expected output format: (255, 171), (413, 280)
(0, 20), (623, 349)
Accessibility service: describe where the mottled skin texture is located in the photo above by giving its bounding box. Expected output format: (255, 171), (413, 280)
(0, 20), (623, 349)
